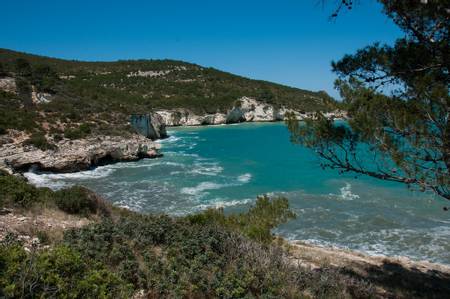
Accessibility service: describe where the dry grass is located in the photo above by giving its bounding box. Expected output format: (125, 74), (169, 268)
(0, 206), (92, 249)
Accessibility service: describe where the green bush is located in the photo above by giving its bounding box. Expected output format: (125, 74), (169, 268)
(0, 91), (39, 133)
(32, 64), (59, 93)
(61, 206), (373, 298)
(64, 123), (91, 139)
(0, 174), (51, 208)
(0, 173), (109, 216)
(53, 186), (103, 215)
(23, 132), (56, 151)
(188, 195), (296, 243)
(0, 173), (374, 298)
(53, 133), (63, 142)
(0, 240), (132, 298)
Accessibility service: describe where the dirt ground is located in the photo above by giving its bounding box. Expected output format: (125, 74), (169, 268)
(0, 207), (90, 250)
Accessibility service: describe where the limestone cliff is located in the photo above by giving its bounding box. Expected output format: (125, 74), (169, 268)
(0, 134), (162, 173)
(155, 97), (346, 127)
(130, 113), (168, 140)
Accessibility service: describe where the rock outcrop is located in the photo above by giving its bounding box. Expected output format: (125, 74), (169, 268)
(0, 77), (16, 94)
(226, 97), (281, 123)
(0, 134), (162, 173)
(130, 113), (167, 140)
(155, 97), (346, 126)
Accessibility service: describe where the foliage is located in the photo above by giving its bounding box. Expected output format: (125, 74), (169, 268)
(0, 48), (337, 137)
(187, 195), (296, 243)
(0, 175), (374, 298)
(287, 0), (450, 200)
(0, 91), (38, 133)
(0, 173), (107, 217)
(0, 173), (51, 208)
(31, 64), (59, 93)
(0, 240), (132, 298)
(64, 123), (92, 139)
(23, 132), (57, 151)
(61, 209), (372, 298)
(14, 58), (32, 78)
(0, 62), (6, 76)
(53, 186), (107, 216)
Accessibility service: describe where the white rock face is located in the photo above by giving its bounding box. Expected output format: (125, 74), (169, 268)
(31, 91), (52, 104)
(0, 77), (16, 94)
(155, 96), (346, 127)
(0, 135), (162, 173)
(127, 70), (172, 78)
(226, 97), (280, 123)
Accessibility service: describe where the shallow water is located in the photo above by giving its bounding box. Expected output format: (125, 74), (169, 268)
(26, 122), (450, 264)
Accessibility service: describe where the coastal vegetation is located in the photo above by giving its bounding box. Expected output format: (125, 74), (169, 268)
(0, 172), (376, 298)
(1, 1), (448, 298)
(287, 0), (449, 201)
(0, 48), (337, 142)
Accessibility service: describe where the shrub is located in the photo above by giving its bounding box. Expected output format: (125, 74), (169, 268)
(36, 230), (50, 245)
(188, 195), (296, 243)
(0, 174), (50, 208)
(0, 240), (132, 298)
(53, 133), (63, 142)
(64, 123), (91, 139)
(53, 186), (103, 215)
(0, 91), (39, 133)
(23, 132), (57, 151)
(61, 210), (374, 298)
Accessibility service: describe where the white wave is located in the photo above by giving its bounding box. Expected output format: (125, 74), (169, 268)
(189, 162), (223, 176)
(157, 135), (181, 144)
(150, 161), (185, 168)
(24, 166), (115, 189)
(237, 173), (252, 183)
(327, 183), (360, 201)
(24, 172), (70, 190)
(112, 161), (185, 170)
(195, 198), (254, 210)
(164, 151), (200, 158)
(339, 183), (360, 200)
(181, 181), (228, 196)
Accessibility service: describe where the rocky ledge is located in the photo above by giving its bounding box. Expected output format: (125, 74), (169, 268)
(0, 134), (162, 174)
(155, 97), (346, 126)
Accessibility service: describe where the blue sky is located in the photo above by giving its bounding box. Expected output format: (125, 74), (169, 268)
(2, 0), (402, 98)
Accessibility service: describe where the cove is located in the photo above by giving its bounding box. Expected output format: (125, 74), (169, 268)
(25, 122), (450, 264)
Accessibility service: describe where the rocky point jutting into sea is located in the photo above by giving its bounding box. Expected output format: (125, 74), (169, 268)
(0, 132), (162, 174)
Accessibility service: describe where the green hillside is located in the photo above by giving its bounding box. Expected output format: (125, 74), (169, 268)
(0, 48), (336, 137)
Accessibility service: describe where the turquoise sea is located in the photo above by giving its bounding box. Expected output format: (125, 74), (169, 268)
(26, 122), (450, 264)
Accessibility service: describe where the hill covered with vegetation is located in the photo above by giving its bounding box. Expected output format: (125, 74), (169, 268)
(0, 48), (336, 138)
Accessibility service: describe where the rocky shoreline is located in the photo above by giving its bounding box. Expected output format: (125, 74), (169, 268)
(0, 134), (162, 174)
(0, 96), (344, 175)
(154, 97), (346, 127)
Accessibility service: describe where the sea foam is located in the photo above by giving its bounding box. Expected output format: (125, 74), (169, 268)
(181, 182), (228, 196)
(237, 173), (252, 183)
